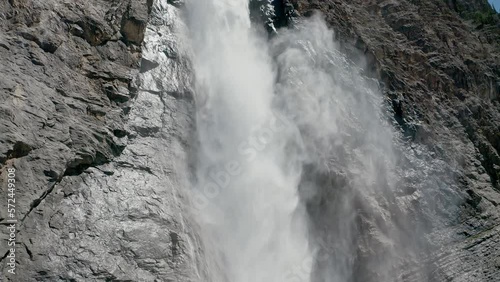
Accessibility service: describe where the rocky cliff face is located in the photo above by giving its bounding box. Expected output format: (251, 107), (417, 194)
(1, 0), (202, 280)
(1, 0), (499, 281)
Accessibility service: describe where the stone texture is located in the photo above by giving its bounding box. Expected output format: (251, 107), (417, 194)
(1, 0), (499, 281)
(0, 0), (203, 280)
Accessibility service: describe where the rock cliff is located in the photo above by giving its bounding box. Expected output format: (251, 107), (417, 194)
(1, 0), (201, 280)
(0, 0), (499, 281)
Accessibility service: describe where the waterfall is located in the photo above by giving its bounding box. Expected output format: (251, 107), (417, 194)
(183, 1), (432, 282)
(185, 1), (312, 281)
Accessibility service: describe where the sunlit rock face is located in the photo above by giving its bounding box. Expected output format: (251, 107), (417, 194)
(1, 0), (499, 281)
(1, 1), (203, 281)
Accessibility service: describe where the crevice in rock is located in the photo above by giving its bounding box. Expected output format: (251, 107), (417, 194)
(21, 151), (114, 222)
(17, 31), (60, 53)
(23, 242), (34, 261)
(130, 124), (161, 137)
(103, 82), (131, 103)
(463, 231), (496, 250)
(0, 41), (10, 50)
(115, 161), (155, 175)
(84, 70), (132, 83)
(0, 250), (9, 263)
(43, 169), (59, 182)
(139, 58), (160, 73)
(167, 0), (184, 8)
(63, 18), (112, 46)
(63, 152), (111, 177)
(139, 88), (192, 100)
(21, 181), (58, 222)
(113, 128), (128, 138)
(0, 141), (33, 166)
(137, 89), (162, 95)
(55, 88), (103, 107)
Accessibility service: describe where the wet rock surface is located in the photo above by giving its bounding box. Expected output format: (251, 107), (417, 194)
(1, 0), (201, 280)
(0, 0), (499, 281)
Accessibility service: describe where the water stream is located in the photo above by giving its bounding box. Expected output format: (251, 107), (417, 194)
(184, 1), (431, 281)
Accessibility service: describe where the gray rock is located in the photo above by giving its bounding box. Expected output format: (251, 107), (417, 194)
(1, 0), (499, 281)
(0, 0), (203, 280)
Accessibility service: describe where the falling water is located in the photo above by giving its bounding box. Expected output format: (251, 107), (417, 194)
(184, 1), (443, 282)
(271, 16), (405, 282)
(185, 1), (312, 282)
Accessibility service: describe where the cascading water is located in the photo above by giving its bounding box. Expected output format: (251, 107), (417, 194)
(271, 17), (409, 282)
(185, 1), (312, 281)
(183, 1), (444, 282)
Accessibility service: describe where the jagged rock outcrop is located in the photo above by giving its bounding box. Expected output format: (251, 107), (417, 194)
(0, 0), (144, 225)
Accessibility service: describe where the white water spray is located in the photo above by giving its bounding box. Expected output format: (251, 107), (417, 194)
(185, 1), (312, 281)
(184, 1), (437, 281)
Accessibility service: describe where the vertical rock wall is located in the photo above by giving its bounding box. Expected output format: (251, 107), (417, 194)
(1, 0), (203, 280)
